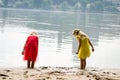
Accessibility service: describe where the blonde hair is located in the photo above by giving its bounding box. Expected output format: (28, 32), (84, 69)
(72, 29), (88, 38)
(72, 29), (80, 35)
(30, 32), (38, 35)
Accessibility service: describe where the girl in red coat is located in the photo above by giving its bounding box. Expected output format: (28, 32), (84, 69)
(22, 32), (39, 68)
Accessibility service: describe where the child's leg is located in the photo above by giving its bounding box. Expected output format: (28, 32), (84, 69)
(27, 59), (30, 68)
(31, 61), (35, 68)
(80, 59), (84, 69)
(83, 59), (86, 69)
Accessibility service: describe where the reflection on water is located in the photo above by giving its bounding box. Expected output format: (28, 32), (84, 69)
(0, 9), (120, 68)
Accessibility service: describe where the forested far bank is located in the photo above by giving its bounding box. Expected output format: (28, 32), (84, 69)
(0, 0), (120, 13)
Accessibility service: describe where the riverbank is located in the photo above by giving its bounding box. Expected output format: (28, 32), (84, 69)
(0, 67), (120, 80)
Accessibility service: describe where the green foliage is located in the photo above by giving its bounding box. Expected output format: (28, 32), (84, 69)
(1, 0), (9, 7)
(74, 2), (81, 10)
(13, 0), (33, 8)
(59, 1), (70, 11)
(0, 0), (119, 12)
(89, 1), (104, 12)
(40, 0), (53, 10)
(105, 6), (119, 12)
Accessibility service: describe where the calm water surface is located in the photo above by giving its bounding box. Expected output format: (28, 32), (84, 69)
(0, 9), (120, 68)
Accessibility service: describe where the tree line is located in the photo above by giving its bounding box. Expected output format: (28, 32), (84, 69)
(0, 0), (119, 12)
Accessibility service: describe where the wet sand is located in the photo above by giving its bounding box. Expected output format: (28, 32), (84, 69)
(0, 67), (120, 80)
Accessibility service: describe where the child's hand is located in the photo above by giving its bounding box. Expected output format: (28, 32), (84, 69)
(92, 48), (94, 52)
(22, 50), (24, 55)
(76, 52), (78, 54)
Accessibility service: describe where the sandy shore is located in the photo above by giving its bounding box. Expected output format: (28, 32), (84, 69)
(0, 67), (120, 80)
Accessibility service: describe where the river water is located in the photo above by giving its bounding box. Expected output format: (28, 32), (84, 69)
(0, 8), (120, 68)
